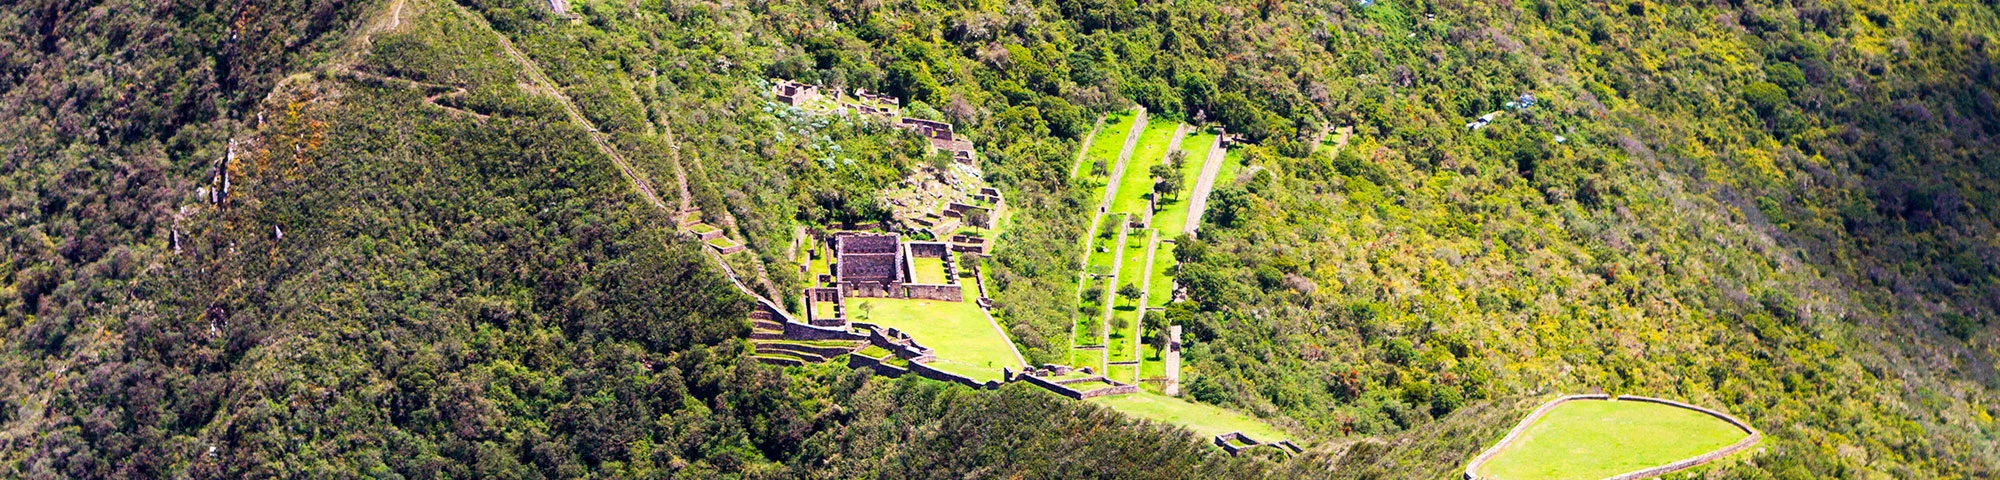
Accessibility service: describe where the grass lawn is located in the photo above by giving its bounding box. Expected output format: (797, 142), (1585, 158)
(1076, 113), (1137, 196)
(847, 277), (1020, 383)
(1139, 344), (1166, 381)
(1149, 129), (1213, 235)
(1072, 274), (1107, 346)
(706, 237), (739, 249)
(1066, 379), (1116, 391)
(1477, 399), (1752, 480)
(1216, 148), (1248, 189)
(1090, 392), (1290, 441)
(1145, 241), (1178, 309)
(812, 301), (838, 318)
(1110, 121), (1180, 215)
(857, 344), (892, 358)
(807, 247), (830, 286)
(1106, 230), (1152, 362)
(1106, 365), (1136, 384)
(911, 257), (949, 284)
(1069, 348), (1103, 370)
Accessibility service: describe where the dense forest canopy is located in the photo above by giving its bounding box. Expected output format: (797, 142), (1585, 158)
(1, 0), (1996, 478)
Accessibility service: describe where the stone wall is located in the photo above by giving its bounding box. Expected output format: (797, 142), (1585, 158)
(804, 287), (845, 324)
(909, 361), (1002, 390)
(757, 342), (860, 359)
(846, 353), (910, 378)
(840, 282), (898, 298)
(906, 241), (951, 259)
(782, 321), (868, 342)
(1461, 394), (1760, 480)
(903, 284), (963, 302)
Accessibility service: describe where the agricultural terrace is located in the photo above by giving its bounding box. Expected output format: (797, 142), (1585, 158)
(1090, 392), (1290, 441)
(1074, 112), (1140, 196)
(1215, 148), (1249, 191)
(847, 274), (1018, 383)
(1149, 130), (1216, 236)
(1109, 121), (1180, 215)
(1475, 399), (1754, 480)
(1107, 228), (1152, 365)
(1047, 114), (1292, 449)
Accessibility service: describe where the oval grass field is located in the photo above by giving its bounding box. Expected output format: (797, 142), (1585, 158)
(1476, 399), (1751, 480)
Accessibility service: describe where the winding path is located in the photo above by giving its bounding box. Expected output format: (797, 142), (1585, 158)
(448, 0), (789, 308)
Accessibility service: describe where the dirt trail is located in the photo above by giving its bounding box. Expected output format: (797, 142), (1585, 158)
(450, 1), (669, 213)
(453, 0), (786, 304)
(1068, 117), (1106, 180)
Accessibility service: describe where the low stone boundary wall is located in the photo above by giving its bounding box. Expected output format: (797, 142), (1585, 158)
(1077, 383), (1138, 399)
(846, 353), (910, 378)
(783, 321), (868, 342)
(1462, 394), (1761, 480)
(903, 284), (963, 301)
(909, 361), (1002, 390)
(754, 356), (803, 367)
(757, 342), (860, 359)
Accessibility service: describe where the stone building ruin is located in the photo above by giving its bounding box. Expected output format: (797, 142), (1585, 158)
(774, 80), (820, 106)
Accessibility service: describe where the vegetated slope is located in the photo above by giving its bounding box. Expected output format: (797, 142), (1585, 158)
(4, 0), (1997, 478)
(455, 0), (2000, 477)
(0, 0), (1263, 477)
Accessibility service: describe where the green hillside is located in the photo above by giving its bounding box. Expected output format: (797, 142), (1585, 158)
(2, 0), (1997, 477)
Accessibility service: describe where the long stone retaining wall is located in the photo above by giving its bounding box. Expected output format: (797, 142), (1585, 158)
(1462, 394), (1761, 480)
(756, 342), (861, 359)
(846, 353), (911, 378)
(782, 321), (869, 342)
(909, 361), (1002, 390)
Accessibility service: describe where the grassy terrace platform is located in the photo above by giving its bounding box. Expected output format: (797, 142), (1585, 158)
(1149, 129), (1214, 236)
(1091, 392), (1290, 441)
(911, 257), (949, 284)
(1475, 399), (1752, 480)
(1106, 365), (1136, 384)
(1109, 121), (1180, 215)
(1075, 114), (1138, 200)
(1107, 229), (1152, 362)
(1145, 241), (1178, 309)
(1216, 148), (1248, 189)
(848, 276), (1018, 382)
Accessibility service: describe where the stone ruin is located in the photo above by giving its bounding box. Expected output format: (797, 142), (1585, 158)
(803, 287), (846, 327)
(1213, 432), (1301, 456)
(774, 80), (821, 107)
(827, 232), (963, 301)
(1010, 365), (1139, 400)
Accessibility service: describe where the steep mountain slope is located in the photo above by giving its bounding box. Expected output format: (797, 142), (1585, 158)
(2, 0), (1997, 478)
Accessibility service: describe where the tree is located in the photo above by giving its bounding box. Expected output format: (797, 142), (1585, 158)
(963, 208), (990, 230)
(1743, 81), (1787, 116)
(1118, 283), (1143, 303)
(1154, 174), (1182, 202)
(1144, 311), (1170, 357)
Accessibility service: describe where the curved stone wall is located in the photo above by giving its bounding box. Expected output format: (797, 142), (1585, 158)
(1462, 394), (1760, 480)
